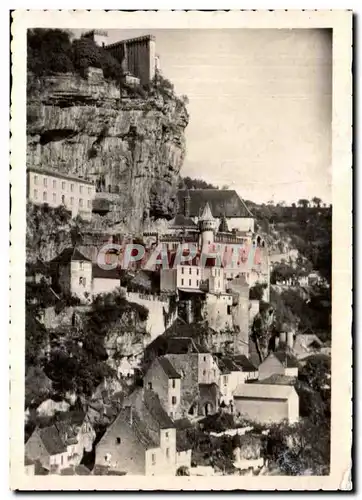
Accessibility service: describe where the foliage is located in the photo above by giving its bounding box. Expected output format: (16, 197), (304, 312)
(27, 28), (122, 83)
(27, 29), (74, 75)
(179, 176), (219, 190)
(176, 466), (190, 476)
(249, 283), (267, 300)
(199, 411), (235, 433)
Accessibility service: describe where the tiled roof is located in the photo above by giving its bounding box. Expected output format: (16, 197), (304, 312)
(60, 465), (91, 475)
(251, 374), (296, 386)
(37, 426), (67, 455)
(170, 214), (197, 228)
(50, 248), (91, 264)
(217, 357), (241, 374)
(177, 189), (254, 218)
(92, 264), (122, 280)
(157, 356), (181, 379)
(167, 337), (202, 355)
(143, 389), (175, 430)
(234, 383), (297, 400)
(233, 355), (258, 372)
(273, 351), (299, 369)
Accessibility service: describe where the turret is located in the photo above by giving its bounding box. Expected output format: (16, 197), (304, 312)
(198, 202), (217, 253)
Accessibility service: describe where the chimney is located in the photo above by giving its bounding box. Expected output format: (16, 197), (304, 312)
(184, 191), (191, 217)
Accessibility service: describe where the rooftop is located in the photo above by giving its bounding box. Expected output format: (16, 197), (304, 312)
(157, 356), (181, 379)
(36, 426), (67, 455)
(234, 383), (297, 400)
(92, 264), (122, 280)
(27, 167), (94, 185)
(177, 189), (254, 219)
(50, 247), (91, 265)
(272, 351), (299, 369)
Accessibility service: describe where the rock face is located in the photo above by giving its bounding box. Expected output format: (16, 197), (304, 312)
(27, 73), (189, 233)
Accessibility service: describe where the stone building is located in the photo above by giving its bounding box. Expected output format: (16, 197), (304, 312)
(218, 355), (258, 405)
(144, 348), (220, 419)
(25, 412), (95, 474)
(83, 30), (158, 86)
(233, 383), (299, 425)
(27, 168), (95, 220)
(95, 388), (191, 475)
(50, 248), (93, 303)
(258, 351), (299, 381)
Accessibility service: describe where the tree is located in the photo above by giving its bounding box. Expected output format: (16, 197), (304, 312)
(72, 37), (122, 81)
(297, 199), (310, 208)
(249, 283), (267, 300)
(298, 356), (331, 394)
(312, 197), (322, 208)
(27, 29), (74, 75)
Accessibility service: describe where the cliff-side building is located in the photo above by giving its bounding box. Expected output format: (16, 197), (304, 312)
(27, 168), (95, 220)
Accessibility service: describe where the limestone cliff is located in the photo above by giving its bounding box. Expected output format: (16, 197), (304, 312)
(27, 72), (189, 232)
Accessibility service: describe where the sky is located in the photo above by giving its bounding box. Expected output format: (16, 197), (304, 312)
(74, 28), (332, 205)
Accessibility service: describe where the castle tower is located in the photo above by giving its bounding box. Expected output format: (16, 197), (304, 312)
(198, 202), (217, 254)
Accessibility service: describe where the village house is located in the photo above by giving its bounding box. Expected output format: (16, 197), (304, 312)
(258, 351), (299, 381)
(95, 388), (191, 475)
(27, 167), (95, 220)
(50, 248), (93, 303)
(218, 355), (259, 405)
(144, 346), (220, 419)
(25, 411), (96, 473)
(49, 247), (125, 302)
(233, 383), (299, 425)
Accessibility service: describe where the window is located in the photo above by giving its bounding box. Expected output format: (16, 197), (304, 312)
(34, 175), (38, 185)
(172, 396), (177, 405)
(80, 261), (84, 271)
(203, 356), (206, 362)
(203, 370), (206, 376)
(70, 183), (74, 192)
(88, 187), (91, 195)
(172, 379), (176, 389)
(227, 305), (232, 315)
(181, 267), (184, 274)
(87, 200), (91, 208)
(53, 180), (56, 189)
(181, 279), (184, 286)
(189, 268), (192, 275)
(83, 277), (86, 286)
(196, 280), (199, 287)
(197, 268), (199, 276)
(189, 279), (191, 286)
(79, 277), (83, 285)
(61, 195), (65, 204)
(70, 197), (74, 206)
(152, 453), (156, 465)
(166, 448), (170, 460)
(213, 369), (216, 377)
(148, 382), (152, 390)
(62, 181), (66, 190)
(116, 437), (121, 445)
(224, 375), (228, 385)
(61, 455), (63, 465)
(43, 191), (47, 201)
(33, 189), (37, 199)
(52, 193), (56, 203)
(79, 199), (83, 208)
(165, 432), (169, 439)
(218, 281), (220, 288)
(79, 185), (83, 194)
(43, 178), (47, 187)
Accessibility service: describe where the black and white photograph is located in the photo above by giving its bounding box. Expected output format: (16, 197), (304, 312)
(10, 10), (352, 490)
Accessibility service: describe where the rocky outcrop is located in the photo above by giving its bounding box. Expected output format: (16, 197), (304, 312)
(27, 72), (189, 233)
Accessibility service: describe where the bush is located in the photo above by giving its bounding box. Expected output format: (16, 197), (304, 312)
(27, 29), (74, 75)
